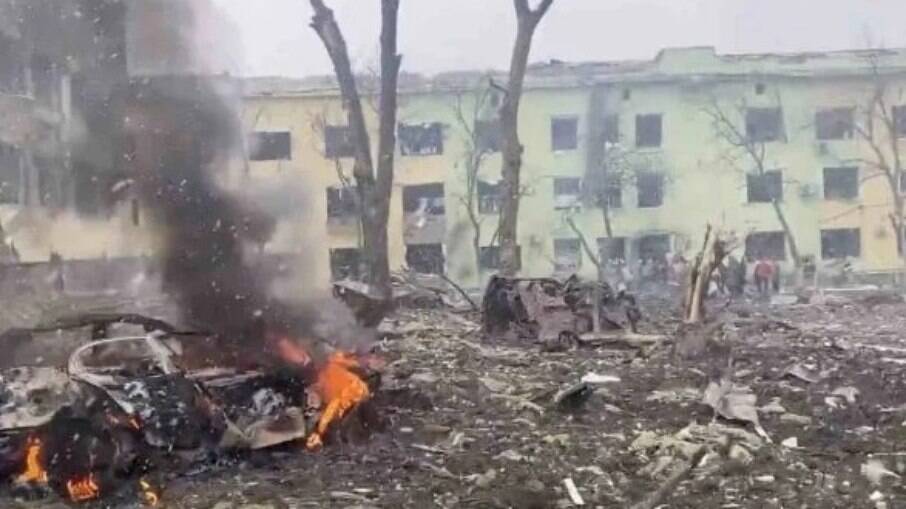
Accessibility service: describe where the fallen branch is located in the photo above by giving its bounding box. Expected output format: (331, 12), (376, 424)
(438, 272), (478, 311)
(576, 332), (668, 349)
(629, 448), (707, 509)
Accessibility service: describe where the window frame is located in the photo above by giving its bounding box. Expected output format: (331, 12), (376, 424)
(823, 167), (859, 201)
(747, 170), (783, 203)
(248, 131), (292, 161)
(550, 116), (579, 151)
(635, 113), (663, 148)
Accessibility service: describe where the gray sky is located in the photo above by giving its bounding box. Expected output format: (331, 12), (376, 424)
(211, 0), (906, 77)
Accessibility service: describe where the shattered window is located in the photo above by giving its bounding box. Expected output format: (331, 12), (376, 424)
(475, 118), (502, 153)
(326, 186), (358, 218)
(553, 177), (581, 209)
(635, 114), (662, 147)
(324, 125), (355, 159)
(248, 131), (291, 161)
(399, 122), (444, 156)
(745, 231), (786, 260)
(637, 234), (670, 260)
(329, 248), (361, 280)
(479, 245), (521, 271)
(477, 180), (501, 214)
(551, 116), (578, 151)
(823, 167), (859, 200)
(0, 143), (21, 204)
(597, 237), (626, 262)
(745, 108), (784, 142)
(815, 108), (854, 140)
(821, 228), (861, 259)
(406, 243), (444, 274)
(403, 183), (445, 215)
(553, 238), (582, 272)
(747, 170), (783, 203)
(637, 172), (664, 208)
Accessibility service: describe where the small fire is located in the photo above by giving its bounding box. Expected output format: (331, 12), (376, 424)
(66, 474), (100, 502)
(271, 336), (371, 449)
(18, 436), (48, 484)
(139, 478), (160, 506)
(305, 351), (370, 450)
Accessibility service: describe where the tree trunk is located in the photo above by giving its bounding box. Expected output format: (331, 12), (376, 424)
(770, 198), (802, 287)
(309, 0), (401, 304)
(684, 225), (726, 324)
(601, 202), (613, 238)
(497, 0), (555, 276)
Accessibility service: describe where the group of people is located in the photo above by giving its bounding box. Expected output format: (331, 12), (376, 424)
(602, 251), (786, 299)
(722, 254), (781, 297)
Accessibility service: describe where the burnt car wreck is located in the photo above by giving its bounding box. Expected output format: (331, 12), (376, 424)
(482, 274), (642, 346)
(0, 315), (381, 505)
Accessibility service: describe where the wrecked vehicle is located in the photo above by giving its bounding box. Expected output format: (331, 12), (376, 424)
(0, 316), (380, 504)
(481, 274), (641, 344)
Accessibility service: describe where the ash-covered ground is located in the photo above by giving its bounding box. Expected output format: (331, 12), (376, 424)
(6, 292), (906, 509)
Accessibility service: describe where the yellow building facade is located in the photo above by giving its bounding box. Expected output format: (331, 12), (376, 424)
(239, 47), (906, 290)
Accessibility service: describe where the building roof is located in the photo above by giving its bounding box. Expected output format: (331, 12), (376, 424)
(243, 46), (906, 98)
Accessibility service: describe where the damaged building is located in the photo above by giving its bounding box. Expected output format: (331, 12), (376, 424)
(244, 47), (906, 290)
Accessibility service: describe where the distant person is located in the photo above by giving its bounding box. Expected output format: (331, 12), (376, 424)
(771, 259), (781, 292)
(753, 256), (774, 297)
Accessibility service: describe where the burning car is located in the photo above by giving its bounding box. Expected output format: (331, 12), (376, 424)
(0, 319), (380, 505)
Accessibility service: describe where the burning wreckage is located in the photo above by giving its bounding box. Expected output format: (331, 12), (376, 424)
(0, 71), (385, 505)
(0, 316), (381, 505)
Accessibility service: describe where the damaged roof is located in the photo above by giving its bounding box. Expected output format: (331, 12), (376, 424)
(243, 46), (906, 98)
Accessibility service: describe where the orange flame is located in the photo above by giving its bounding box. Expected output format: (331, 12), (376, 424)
(271, 336), (372, 450)
(139, 478), (160, 506)
(305, 351), (370, 450)
(66, 474), (100, 502)
(18, 437), (48, 484)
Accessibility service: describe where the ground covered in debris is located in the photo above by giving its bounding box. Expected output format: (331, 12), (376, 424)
(8, 294), (906, 508)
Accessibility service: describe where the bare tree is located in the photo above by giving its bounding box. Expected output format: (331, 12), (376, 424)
(703, 97), (803, 281)
(849, 57), (906, 277)
(450, 83), (496, 277)
(497, 0), (555, 276)
(309, 0), (401, 305)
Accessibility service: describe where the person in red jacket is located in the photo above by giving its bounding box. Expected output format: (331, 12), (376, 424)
(753, 257), (774, 296)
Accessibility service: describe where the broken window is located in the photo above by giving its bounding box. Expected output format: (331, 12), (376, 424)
(747, 170), (783, 203)
(637, 172), (664, 208)
(602, 114), (620, 144)
(248, 131), (291, 161)
(597, 237), (626, 263)
(894, 106), (906, 138)
(553, 177), (581, 209)
(326, 186), (358, 218)
(551, 116), (578, 151)
(479, 245), (521, 271)
(403, 183), (445, 215)
(823, 167), (859, 200)
(637, 234), (670, 260)
(477, 180), (501, 214)
(329, 248), (361, 280)
(324, 125), (355, 159)
(475, 119), (502, 153)
(406, 243), (444, 274)
(745, 231), (786, 260)
(821, 228), (861, 259)
(0, 143), (21, 204)
(745, 108), (784, 142)
(554, 238), (582, 272)
(635, 114), (662, 148)
(399, 122), (444, 156)
(815, 108), (854, 140)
